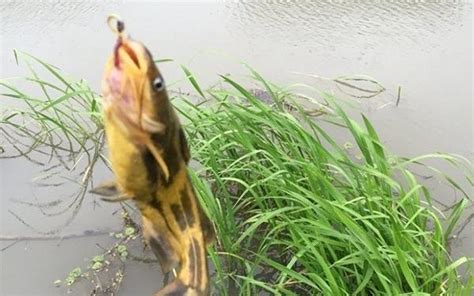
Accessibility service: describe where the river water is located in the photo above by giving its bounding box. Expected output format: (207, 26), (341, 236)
(1, 1), (472, 295)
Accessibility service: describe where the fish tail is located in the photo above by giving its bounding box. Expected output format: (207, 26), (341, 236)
(151, 171), (212, 295)
(158, 220), (209, 296)
(155, 278), (206, 296)
(155, 235), (209, 296)
(158, 182), (210, 295)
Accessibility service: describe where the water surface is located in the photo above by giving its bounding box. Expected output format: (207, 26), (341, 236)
(1, 1), (472, 295)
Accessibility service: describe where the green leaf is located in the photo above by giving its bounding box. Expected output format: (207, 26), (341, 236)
(124, 226), (135, 236)
(181, 65), (205, 98)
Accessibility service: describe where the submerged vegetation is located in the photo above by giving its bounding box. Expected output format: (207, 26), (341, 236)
(1, 52), (473, 295)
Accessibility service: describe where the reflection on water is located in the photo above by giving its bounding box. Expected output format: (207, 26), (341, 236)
(1, 1), (472, 295)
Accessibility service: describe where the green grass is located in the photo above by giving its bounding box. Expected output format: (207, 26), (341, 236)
(1, 50), (104, 232)
(1, 53), (473, 295)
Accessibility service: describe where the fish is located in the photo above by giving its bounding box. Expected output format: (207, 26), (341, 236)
(94, 15), (215, 296)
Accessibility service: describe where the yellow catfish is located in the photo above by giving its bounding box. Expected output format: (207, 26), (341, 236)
(96, 15), (214, 296)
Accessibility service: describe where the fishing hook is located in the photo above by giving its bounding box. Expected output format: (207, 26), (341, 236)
(107, 14), (126, 37)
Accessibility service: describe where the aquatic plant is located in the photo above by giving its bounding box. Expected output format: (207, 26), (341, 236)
(1, 53), (472, 295)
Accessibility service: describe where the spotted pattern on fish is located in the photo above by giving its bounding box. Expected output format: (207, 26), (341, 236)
(142, 149), (159, 192)
(151, 129), (181, 187)
(151, 200), (179, 240)
(180, 189), (195, 228)
(171, 203), (187, 231)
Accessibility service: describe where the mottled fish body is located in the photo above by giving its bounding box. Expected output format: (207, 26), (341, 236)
(97, 16), (214, 296)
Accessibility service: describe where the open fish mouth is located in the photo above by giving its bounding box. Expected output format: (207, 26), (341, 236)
(101, 16), (154, 138)
(103, 39), (146, 107)
(107, 15), (141, 71)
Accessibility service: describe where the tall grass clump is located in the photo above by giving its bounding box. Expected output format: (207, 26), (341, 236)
(1, 54), (472, 294)
(1, 51), (105, 232)
(176, 71), (473, 295)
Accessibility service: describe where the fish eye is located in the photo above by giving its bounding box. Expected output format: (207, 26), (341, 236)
(152, 76), (165, 92)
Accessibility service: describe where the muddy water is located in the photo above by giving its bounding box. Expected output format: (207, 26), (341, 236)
(1, 1), (472, 295)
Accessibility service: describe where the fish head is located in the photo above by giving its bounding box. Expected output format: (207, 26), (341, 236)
(102, 37), (171, 142)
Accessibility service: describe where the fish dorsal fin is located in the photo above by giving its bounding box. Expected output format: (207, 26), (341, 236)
(179, 127), (191, 164)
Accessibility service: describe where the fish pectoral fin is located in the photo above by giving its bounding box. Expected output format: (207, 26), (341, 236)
(145, 141), (170, 182)
(100, 195), (134, 203)
(90, 180), (133, 202)
(90, 180), (119, 197)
